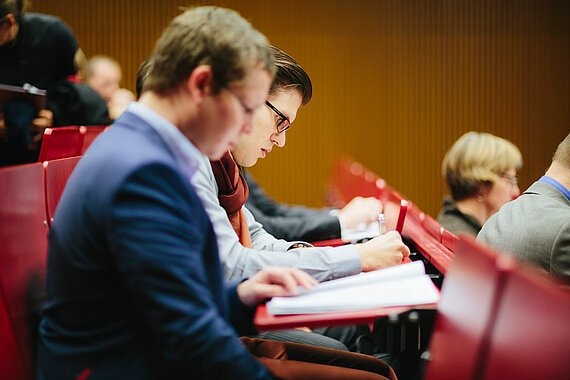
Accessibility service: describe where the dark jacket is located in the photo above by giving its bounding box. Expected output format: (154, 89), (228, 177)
(436, 196), (482, 237)
(245, 171), (341, 242)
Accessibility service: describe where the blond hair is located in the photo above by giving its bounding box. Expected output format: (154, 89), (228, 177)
(144, 6), (275, 95)
(442, 132), (522, 200)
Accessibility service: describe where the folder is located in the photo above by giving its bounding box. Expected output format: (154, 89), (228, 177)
(0, 83), (46, 113)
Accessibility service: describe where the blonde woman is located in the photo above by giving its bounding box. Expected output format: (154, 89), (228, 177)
(437, 132), (522, 236)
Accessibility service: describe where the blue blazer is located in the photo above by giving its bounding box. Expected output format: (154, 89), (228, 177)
(38, 111), (272, 379)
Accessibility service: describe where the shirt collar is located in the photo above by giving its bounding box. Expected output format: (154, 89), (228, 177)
(127, 101), (202, 179)
(538, 176), (570, 202)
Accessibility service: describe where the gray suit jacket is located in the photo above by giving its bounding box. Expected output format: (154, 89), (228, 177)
(477, 181), (570, 284)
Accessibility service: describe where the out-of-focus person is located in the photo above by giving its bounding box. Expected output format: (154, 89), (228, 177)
(437, 131), (522, 236)
(84, 55), (135, 120)
(0, 0), (77, 165)
(478, 133), (570, 284)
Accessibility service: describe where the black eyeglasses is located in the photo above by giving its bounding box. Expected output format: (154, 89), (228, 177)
(265, 101), (290, 133)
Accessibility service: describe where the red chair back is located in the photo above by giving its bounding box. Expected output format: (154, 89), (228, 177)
(44, 156), (81, 227)
(424, 237), (507, 380)
(482, 263), (570, 380)
(0, 295), (26, 379)
(80, 125), (108, 154)
(0, 163), (49, 379)
(38, 126), (85, 162)
(422, 214), (444, 243)
(441, 229), (459, 252)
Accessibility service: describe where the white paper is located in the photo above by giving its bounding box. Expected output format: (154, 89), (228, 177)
(267, 261), (439, 315)
(341, 221), (380, 242)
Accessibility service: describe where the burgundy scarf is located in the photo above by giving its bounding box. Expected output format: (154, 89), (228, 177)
(210, 151), (252, 248)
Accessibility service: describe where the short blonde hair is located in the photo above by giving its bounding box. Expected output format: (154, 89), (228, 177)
(442, 132), (522, 200)
(144, 6), (275, 95)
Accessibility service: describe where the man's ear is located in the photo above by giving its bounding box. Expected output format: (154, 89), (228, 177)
(186, 65), (214, 104)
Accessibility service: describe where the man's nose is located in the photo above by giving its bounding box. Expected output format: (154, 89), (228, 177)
(272, 131), (286, 147)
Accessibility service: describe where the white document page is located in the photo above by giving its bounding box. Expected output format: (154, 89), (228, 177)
(267, 261), (439, 315)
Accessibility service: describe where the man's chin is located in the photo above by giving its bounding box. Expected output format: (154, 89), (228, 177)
(237, 157), (257, 168)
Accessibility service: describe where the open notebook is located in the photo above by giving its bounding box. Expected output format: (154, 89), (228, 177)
(266, 261), (439, 315)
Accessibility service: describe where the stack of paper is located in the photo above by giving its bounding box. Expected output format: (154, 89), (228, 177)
(266, 261), (439, 315)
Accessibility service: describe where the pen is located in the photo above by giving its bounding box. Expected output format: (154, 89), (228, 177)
(377, 213), (386, 235)
(396, 200), (408, 235)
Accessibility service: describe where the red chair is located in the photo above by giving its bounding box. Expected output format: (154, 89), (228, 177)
(38, 126), (85, 162)
(481, 261), (570, 380)
(441, 229), (459, 252)
(0, 295), (25, 380)
(423, 237), (510, 380)
(0, 163), (49, 379)
(43, 156), (81, 227)
(422, 214), (444, 243)
(80, 125), (108, 154)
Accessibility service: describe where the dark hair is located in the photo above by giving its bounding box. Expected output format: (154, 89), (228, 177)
(270, 46), (312, 105)
(135, 57), (153, 99)
(0, 0), (25, 24)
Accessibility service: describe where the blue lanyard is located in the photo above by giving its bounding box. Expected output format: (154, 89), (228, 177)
(538, 176), (570, 202)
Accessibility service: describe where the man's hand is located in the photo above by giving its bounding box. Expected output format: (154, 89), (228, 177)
(27, 109), (53, 150)
(237, 267), (318, 307)
(356, 231), (410, 272)
(30, 109), (53, 134)
(337, 196), (384, 230)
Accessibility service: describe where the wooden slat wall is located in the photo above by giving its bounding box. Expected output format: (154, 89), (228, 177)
(32, 0), (569, 217)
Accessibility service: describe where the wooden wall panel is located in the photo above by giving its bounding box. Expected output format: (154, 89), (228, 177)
(31, 0), (569, 217)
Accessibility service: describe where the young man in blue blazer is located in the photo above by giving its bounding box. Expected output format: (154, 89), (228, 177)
(37, 6), (397, 380)
(37, 6), (304, 379)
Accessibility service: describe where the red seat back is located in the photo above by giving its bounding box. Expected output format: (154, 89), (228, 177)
(0, 163), (49, 379)
(441, 229), (459, 252)
(422, 214), (444, 243)
(44, 156), (81, 227)
(38, 126), (85, 162)
(80, 125), (108, 154)
(0, 295), (25, 379)
(482, 263), (570, 380)
(424, 237), (507, 380)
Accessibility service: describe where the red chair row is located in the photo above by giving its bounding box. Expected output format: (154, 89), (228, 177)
(0, 156), (80, 379)
(326, 156), (457, 274)
(38, 125), (108, 162)
(424, 236), (570, 380)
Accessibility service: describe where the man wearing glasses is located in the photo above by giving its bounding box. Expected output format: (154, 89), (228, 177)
(189, 45), (409, 352)
(191, 46), (409, 285)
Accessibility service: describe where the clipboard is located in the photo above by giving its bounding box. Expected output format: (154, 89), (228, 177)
(255, 302), (438, 331)
(0, 83), (47, 114)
